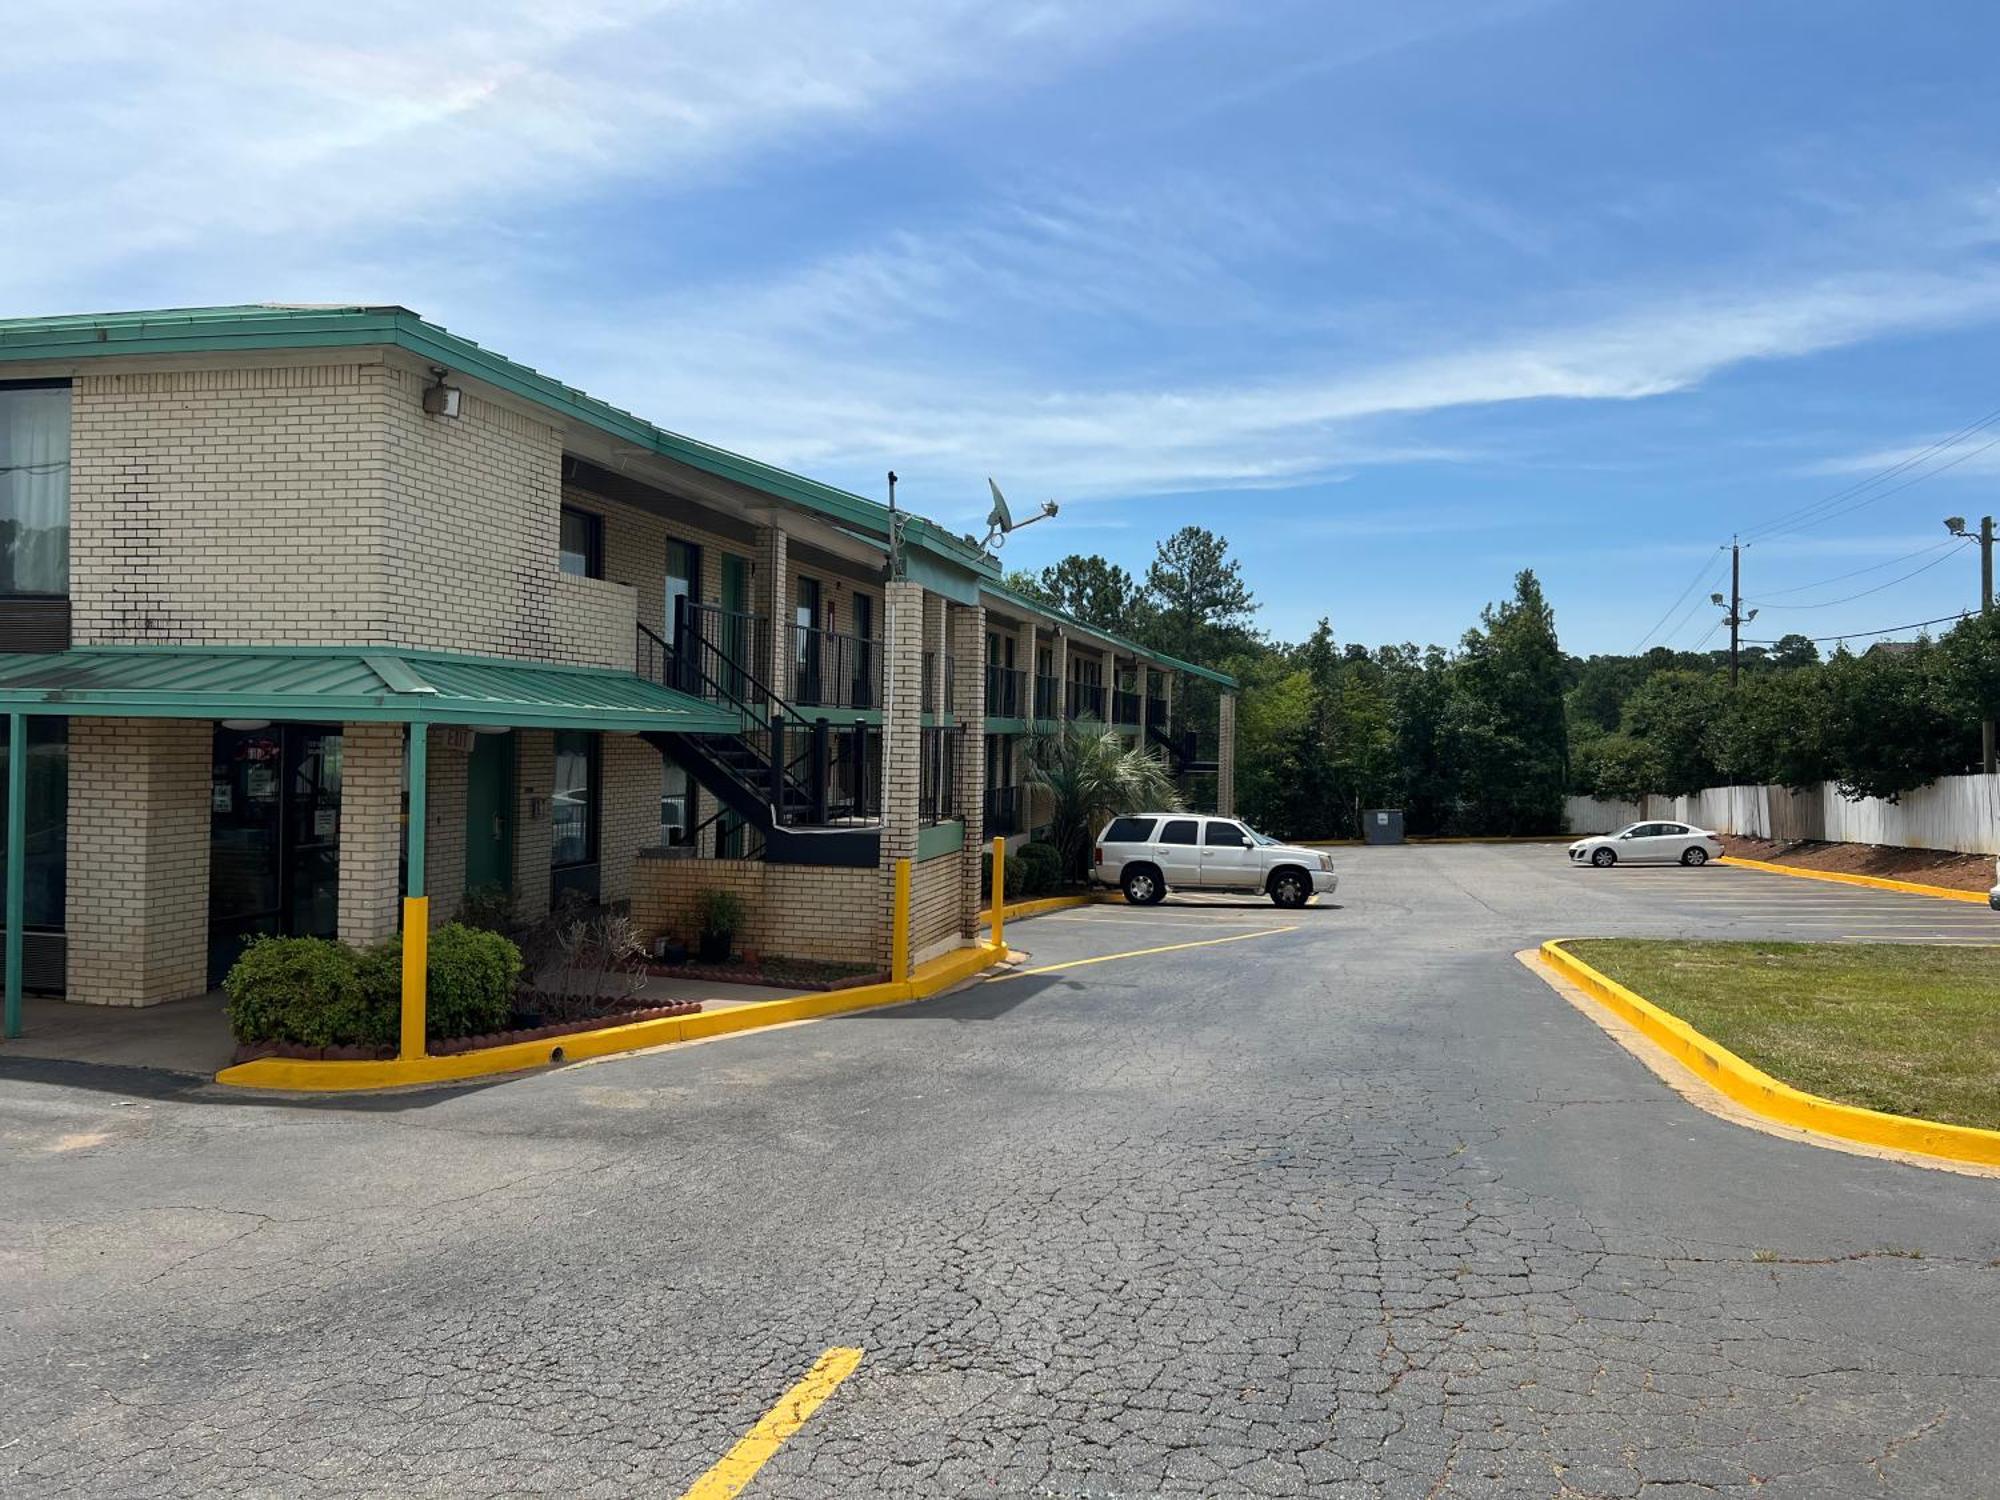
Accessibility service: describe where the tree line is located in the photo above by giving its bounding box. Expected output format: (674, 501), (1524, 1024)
(1015, 527), (2000, 841)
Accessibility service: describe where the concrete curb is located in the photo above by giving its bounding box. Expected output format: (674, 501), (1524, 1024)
(214, 940), (1007, 1094)
(1539, 939), (2000, 1169)
(979, 892), (1116, 925)
(1296, 835), (1573, 848)
(1717, 854), (1989, 904)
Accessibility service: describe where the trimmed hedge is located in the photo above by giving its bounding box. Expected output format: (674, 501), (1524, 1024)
(1016, 841), (1063, 897)
(224, 923), (523, 1048)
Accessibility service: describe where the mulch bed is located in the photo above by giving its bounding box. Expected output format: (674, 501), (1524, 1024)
(642, 960), (888, 992)
(231, 998), (705, 1064)
(1721, 835), (1995, 893)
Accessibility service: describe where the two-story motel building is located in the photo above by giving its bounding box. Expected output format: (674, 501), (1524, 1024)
(0, 305), (1238, 1034)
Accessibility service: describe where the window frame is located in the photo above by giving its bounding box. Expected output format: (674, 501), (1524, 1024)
(550, 730), (602, 869)
(1158, 818), (1199, 846)
(0, 378), (73, 600)
(558, 505), (605, 580)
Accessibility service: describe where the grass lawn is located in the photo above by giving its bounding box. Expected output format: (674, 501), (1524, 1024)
(1565, 940), (2000, 1131)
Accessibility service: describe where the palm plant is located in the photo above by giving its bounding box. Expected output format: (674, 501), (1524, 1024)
(1024, 724), (1182, 881)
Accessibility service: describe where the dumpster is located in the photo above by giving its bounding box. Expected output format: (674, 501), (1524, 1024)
(1363, 808), (1405, 845)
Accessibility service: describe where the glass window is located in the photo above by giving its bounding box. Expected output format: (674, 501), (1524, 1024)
(559, 506), (603, 579)
(660, 760), (691, 847)
(0, 718), (67, 929)
(551, 732), (599, 867)
(1204, 821), (1250, 847)
(1103, 816), (1157, 844)
(665, 538), (699, 636)
(1159, 819), (1199, 846)
(1, 382), (71, 596)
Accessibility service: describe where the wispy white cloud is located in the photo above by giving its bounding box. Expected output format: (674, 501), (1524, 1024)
(1801, 432), (2000, 481)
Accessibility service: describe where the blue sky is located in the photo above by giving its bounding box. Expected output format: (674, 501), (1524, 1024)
(7, 0), (2000, 655)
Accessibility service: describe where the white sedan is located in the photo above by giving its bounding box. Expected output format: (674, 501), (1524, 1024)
(1568, 821), (1724, 868)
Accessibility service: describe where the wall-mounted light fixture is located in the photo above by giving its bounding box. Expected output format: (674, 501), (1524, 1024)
(422, 366), (462, 419)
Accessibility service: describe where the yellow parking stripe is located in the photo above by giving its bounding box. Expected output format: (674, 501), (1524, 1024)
(680, 1347), (864, 1500)
(992, 925), (1297, 980)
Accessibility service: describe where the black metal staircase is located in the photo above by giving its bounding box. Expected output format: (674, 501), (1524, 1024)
(637, 619), (880, 867)
(1148, 720), (1217, 776)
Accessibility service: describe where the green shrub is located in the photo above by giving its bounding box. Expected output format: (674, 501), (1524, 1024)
(224, 936), (392, 1049)
(223, 923), (522, 1048)
(458, 883), (517, 934)
(424, 923), (522, 1040)
(698, 887), (746, 936)
(982, 850), (1029, 902)
(1017, 841), (1063, 896)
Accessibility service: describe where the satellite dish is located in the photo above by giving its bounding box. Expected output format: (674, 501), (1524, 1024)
(987, 478), (1015, 535)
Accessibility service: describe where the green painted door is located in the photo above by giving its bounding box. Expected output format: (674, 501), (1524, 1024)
(465, 732), (514, 894)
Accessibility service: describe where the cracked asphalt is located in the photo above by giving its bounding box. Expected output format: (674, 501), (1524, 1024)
(4, 844), (2000, 1498)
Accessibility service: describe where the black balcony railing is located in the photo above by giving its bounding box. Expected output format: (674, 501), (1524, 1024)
(785, 622), (883, 710)
(1113, 689), (1142, 725)
(984, 784), (1021, 835)
(1067, 680), (1105, 720)
(985, 663), (1025, 718)
(1146, 695), (1169, 730)
(662, 600), (766, 704)
(1033, 673), (1060, 720)
(919, 724), (964, 825)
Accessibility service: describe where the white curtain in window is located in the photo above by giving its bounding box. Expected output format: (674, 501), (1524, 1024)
(1, 386), (70, 595)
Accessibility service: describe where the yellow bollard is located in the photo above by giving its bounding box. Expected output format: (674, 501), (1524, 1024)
(991, 835), (1006, 953)
(399, 896), (429, 1060)
(891, 858), (911, 984)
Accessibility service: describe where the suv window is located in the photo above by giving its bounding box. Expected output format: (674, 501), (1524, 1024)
(1158, 819), (1199, 846)
(1103, 816), (1158, 844)
(1204, 821), (1250, 847)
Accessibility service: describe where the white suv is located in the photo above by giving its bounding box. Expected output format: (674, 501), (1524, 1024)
(1092, 813), (1338, 908)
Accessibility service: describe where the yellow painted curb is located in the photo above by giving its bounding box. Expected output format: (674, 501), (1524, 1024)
(1717, 854), (1989, 904)
(215, 941), (1006, 1094)
(979, 892), (1114, 925)
(1540, 939), (2000, 1168)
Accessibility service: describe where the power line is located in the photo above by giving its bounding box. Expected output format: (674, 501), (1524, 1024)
(1652, 552), (1732, 649)
(1751, 536), (1966, 599)
(1739, 404), (2000, 542)
(1751, 538), (1972, 611)
(1760, 433), (2000, 539)
(1633, 545), (1726, 652)
(1743, 610), (1971, 646)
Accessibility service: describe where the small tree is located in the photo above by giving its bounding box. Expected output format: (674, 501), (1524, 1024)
(1024, 725), (1181, 881)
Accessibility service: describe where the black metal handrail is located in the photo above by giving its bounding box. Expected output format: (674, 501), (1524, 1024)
(1033, 673), (1060, 720)
(985, 663), (1025, 718)
(639, 618), (819, 817)
(919, 723), (964, 825)
(1146, 695), (1169, 730)
(1113, 689), (1142, 725)
(785, 621), (883, 709)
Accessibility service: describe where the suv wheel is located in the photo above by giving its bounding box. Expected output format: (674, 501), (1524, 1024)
(1590, 847), (1616, 868)
(1269, 869), (1310, 909)
(1121, 866), (1166, 905)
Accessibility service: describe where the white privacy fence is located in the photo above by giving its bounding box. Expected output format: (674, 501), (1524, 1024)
(1563, 774), (2000, 856)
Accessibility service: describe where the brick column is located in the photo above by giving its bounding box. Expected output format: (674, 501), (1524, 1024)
(880, 580), (925, 872)
(1218, 692), (1238, 816)
(922, 594), (947, 715)
(1051, 629), (1069, 721)
(513, 729), (555, 918)
(752, 525), (789, 706)
(340, 722), (404, 945)
(65, 718), (210, 1006)
(949, 601), (987, 935)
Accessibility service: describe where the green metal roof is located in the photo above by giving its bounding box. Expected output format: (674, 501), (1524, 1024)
(0, 303), (994, 581)
(981, 579), (1240, 689)
(0, 646), (742, 732)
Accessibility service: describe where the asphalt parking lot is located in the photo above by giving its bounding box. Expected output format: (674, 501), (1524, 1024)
(4, 844), (2000, 1498)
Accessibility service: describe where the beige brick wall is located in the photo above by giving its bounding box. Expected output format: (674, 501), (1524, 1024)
(339, 722), (404, 945)
(425, 737), (469, 928)
(631, 857), (888, 968)
(909, 848), (961, 961)
(64, 718), (210, 1006)
(551, 573), (637, 671)
(879, 581), (924, 875)
(949, 603), (987, 936)
(600, 733), (661, 906)
(378, 366), (564, 660)
(70, 365), (395, 645)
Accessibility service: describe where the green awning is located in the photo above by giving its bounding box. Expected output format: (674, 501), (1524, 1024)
(0, 647), (743, 733)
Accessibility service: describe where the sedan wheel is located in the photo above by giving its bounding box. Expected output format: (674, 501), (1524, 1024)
(1270, 872), (1309, 909)
(1590, 847), (1616, 868)
(1681, 847), (1709, 867)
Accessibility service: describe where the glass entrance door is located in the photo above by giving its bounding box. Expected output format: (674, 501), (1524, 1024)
(208, 724), (342, 984)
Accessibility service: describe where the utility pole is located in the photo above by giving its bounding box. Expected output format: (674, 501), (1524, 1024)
(1946, 515), (1995, 773)
(1709, 538), (1756, 688)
